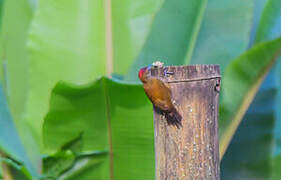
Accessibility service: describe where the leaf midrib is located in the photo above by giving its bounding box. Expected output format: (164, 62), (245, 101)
(184, 0), (208, 64)
(102, 78), (114, 180)
(105, 0), (113, 76)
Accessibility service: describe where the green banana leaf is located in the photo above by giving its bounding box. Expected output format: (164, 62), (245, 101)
(255, 0), (281, 44)
(190, 0), (254, 73)
(221, 70), (278, 179)
(127, 0), (254, 81)
(219, 37), (281, 158)
(0, 85), (38, 179)
(218, 0), (281, 155)
(0, 0), (4, 83)
(43, 78), (154, 179)
(247, 0), (268, 47)
(221, 0), (281, 179)
(0, 0), (41, 174)
(22, 0), (163, 151)
(111, 0), (164, 74)
(126, 0), (208, 81)
(274, 61), (281, 179)
(0, 0), (34, 126)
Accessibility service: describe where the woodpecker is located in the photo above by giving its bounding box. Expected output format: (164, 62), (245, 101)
(138, 66), (182, 128)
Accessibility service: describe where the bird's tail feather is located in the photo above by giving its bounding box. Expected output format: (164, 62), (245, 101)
(164, 108), (182, 129)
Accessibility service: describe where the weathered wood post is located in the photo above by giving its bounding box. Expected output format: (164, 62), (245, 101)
(151, 65), (220, 180)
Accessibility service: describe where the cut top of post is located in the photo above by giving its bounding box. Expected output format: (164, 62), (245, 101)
(150, 64), (220, 83)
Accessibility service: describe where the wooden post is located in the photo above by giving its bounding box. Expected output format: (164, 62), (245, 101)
(151, 65), (221, 180)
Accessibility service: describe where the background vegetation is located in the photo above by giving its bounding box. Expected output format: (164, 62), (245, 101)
(0, 0), (281, 179)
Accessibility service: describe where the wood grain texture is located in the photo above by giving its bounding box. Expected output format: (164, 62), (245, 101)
(151, 65), (220, 180)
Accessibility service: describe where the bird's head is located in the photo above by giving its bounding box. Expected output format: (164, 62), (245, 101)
(138, 65), (152, 83)
(138, 67), (147, 79)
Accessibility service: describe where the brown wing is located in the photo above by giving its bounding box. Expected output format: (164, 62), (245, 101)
(143, 78), (174, 111)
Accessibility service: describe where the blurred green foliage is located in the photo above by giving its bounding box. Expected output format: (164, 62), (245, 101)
(0, 0), (281, 179)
